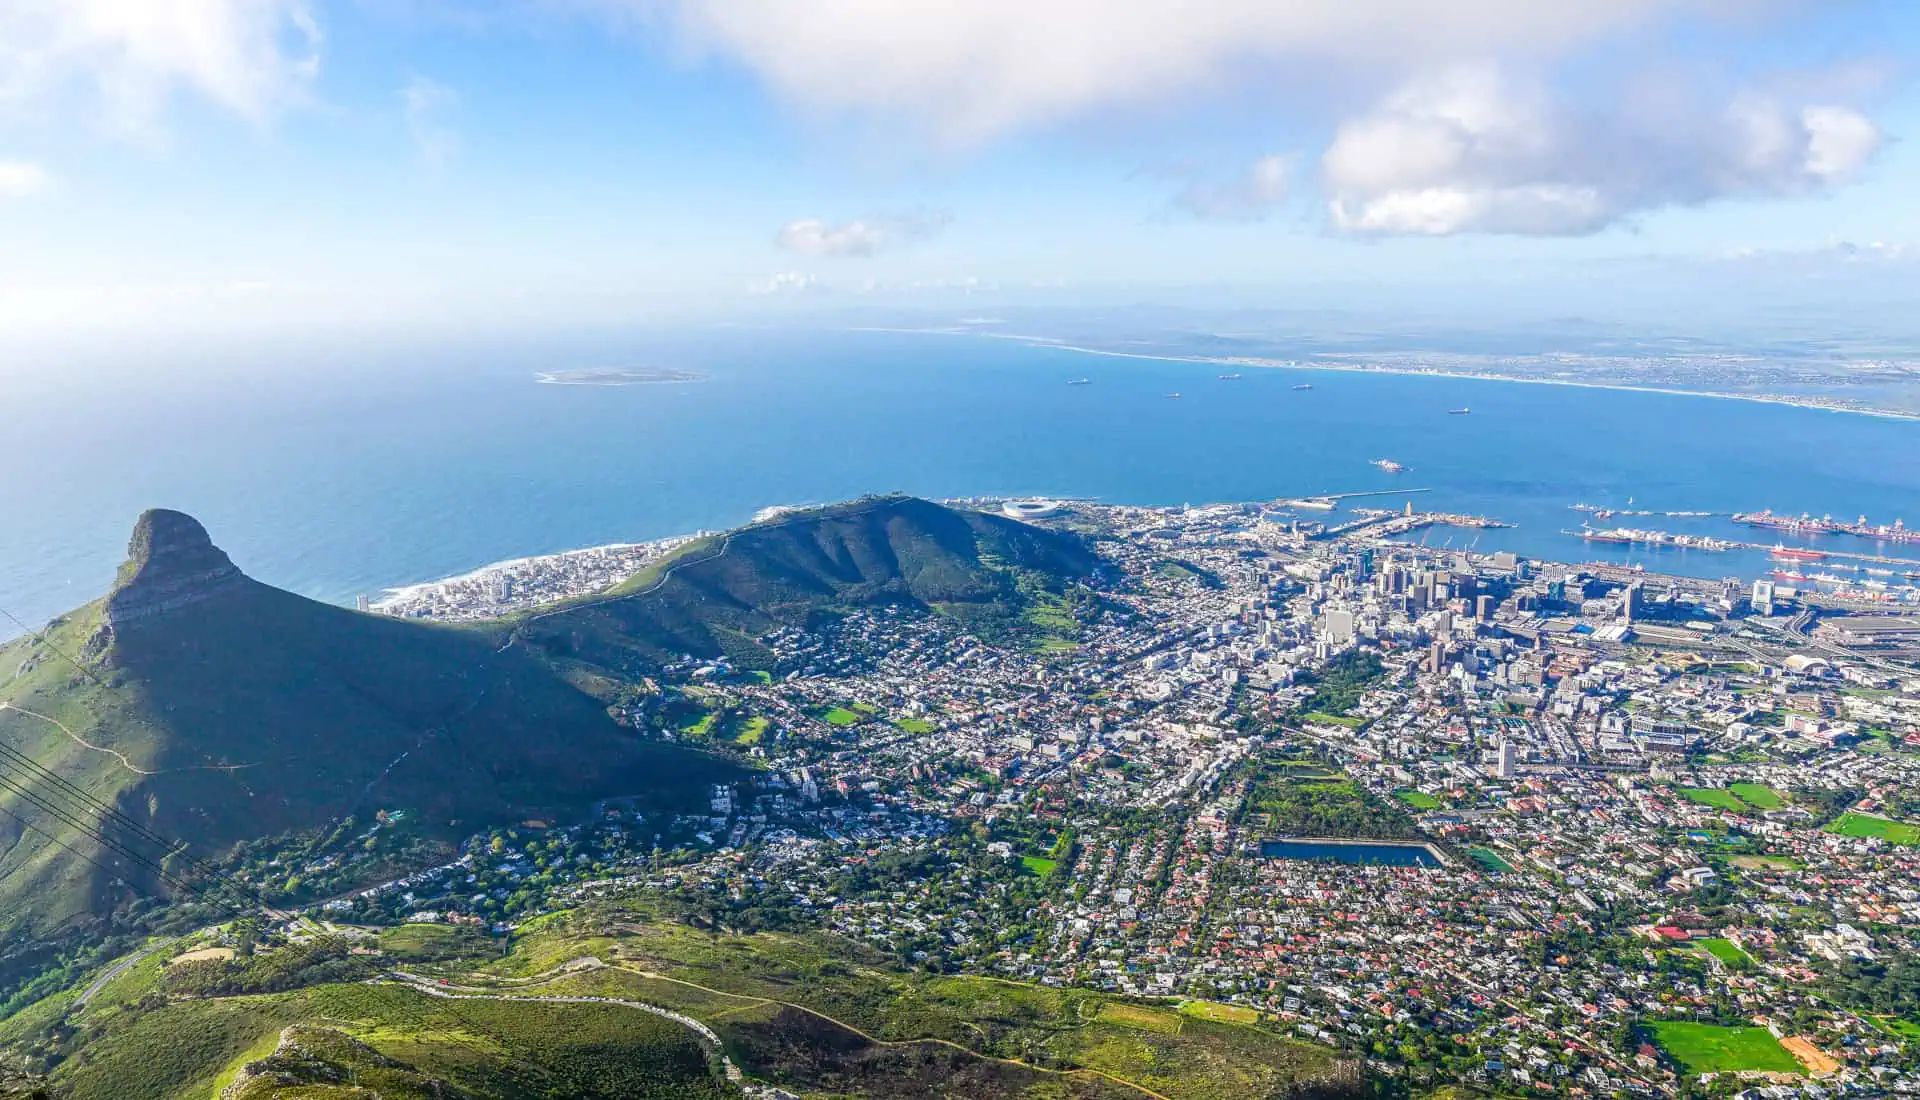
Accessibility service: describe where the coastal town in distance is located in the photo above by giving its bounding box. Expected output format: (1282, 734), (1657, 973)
(345, 489), (1920, 1097)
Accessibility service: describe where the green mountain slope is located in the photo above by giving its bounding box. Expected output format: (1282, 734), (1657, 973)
(520, 495), (1097, 671)
(0, 498), (1088, 935)
(0, 511), (733, 934)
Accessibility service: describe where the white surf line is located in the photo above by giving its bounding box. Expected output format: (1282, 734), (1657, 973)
(0, 701), (154, 776)
(848, 325), (1920, 422)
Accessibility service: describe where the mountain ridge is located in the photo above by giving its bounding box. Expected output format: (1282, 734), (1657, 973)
(0, 513), (734, 936)
(0, 496), (1092, 937)
(515, 494), (1097, 672)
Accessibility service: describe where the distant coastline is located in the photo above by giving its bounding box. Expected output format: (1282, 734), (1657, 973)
(536, 367), (708, 386)
(851, 326), (1920, 422)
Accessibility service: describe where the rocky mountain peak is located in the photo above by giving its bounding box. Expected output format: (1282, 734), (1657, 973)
(104, 509), (244, 626)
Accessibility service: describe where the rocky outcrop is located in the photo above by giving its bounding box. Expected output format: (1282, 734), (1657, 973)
(220, 1026), (465, 1099)
(103, 509), (244, 627)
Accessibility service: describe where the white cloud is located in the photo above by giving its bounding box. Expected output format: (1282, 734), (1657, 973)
(1713, 240), (1914, 267)
(777, 211), (950, 257)
(402, 75), (460, 167)
(749, 270), (820, 294)
(0, 0), (321, 132)
(1802, 105), (1880, 182)
(1322, 66), (1882, 236)
(638, 0), (1696, 141)
(1174, 155), (1289, 221)
(0, 162), (54, 198)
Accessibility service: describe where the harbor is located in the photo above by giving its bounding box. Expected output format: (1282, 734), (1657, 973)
(1563, 526), (1920, 568)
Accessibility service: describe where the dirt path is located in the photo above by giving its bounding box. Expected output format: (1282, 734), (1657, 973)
(440, 957), (1176, 1100)
(390, 957), (1174, 1099)
(0, 701), (152, 776)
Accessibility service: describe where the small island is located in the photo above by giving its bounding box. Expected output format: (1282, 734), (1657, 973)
(535, 367), (708, 386)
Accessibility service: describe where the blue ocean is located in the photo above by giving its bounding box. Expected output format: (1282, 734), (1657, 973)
(6, 326), (1919, 632)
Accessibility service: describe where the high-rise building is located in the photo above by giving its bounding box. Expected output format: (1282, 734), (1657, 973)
(1426, 642), (1448, 676)
(1322, 608), (1356, 646)
(1496, 740), (1518, 779)
(1623, 581), (1643, 623)
(1751, 579), (1775, 616)
(1475, 594), (1495, 621)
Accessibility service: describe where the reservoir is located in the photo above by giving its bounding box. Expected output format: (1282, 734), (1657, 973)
(1261, 839), (1442, 868)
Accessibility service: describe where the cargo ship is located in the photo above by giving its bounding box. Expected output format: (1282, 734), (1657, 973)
(1165, 392), (1183, 399)
(1770, 545), (1827, 562)
(1218, 373), (1243, 380)
(1372, 458), (1407, 473)
(1447, 408), (1470, 415)
(1736, 509), (1920, 543)
(1292, 383), (1313, 391)
(1067, 378), (1092, 386)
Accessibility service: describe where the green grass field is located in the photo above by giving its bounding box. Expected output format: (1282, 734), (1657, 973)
(377, 922), (495, 962)
(1180, 1001), (1261, 1025)
(1096, 1002), (1182, 1034)
(1728, 783), (1786, 810)
(1646, 1021), (1799, 1074)
(1696, 938), (1752, 968)
(1730, 854), (1800, 871)
(1680, 788), (1745, 811)
(1871, 1016), (1920, 1041)
(1467, 847), (1515, 874)
(893, 716), (936, 734)
(1300, 711), (1363, 728)
(1021, 855), (1058, 876)
(1827, 811), (1920, 845)
(819, 706), (861, 727)
(1395, 790), (1441, 810)
(733, 716), (769, 746)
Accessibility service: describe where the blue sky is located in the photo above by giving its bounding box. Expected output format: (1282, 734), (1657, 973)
(0, 1), (1916, 341)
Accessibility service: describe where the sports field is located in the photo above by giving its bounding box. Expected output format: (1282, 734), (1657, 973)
(1646, 1021), (1799, 1074)
(1826, 812), (1920, 845)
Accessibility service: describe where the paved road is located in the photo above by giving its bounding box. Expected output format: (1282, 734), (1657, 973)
(75, 938), (173, 1008)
